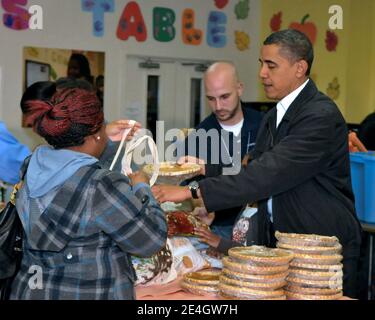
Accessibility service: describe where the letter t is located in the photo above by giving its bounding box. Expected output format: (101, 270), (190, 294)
(81, 0), (115, 37)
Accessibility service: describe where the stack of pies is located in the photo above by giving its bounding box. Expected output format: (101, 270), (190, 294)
(181, 268), (221, 296)
(275, 231), (344, 300)
(218, 246), (294, 300)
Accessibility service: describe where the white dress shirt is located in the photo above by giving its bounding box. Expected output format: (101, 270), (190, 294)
(267, 79), (310, 222)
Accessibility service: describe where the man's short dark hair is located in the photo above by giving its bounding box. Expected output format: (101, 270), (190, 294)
(264, 29), (314, 75)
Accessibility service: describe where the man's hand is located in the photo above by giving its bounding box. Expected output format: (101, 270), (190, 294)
(151, 185), (191, 203)
(194, 227), (221, 248)
(241, 153), (252, 167)
(106, 120), (142, 142)
(177, 156), (206, 175)
(128, 170), (150, 186)
(348, 132), (367, 152)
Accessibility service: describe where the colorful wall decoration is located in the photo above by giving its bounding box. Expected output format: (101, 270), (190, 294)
(81, 0), (115, 37)
(325, 30), (338, 51)
(270, 11), (282, 32)
(214, 0), (229, 10)
(2, 0), (30, 30)
(153, 7), (176, 42)
(235, 0), (250, 20)
(79, 0), (254, 51)
(289, 14), (317, 45)
(207, 11), (227, 48)
(260, 0), (351, 117)
(234, 31), (250, 51)
(326, 77), (340, 100)
(182, 9), (202, 45)
(116, 1), (147, 42)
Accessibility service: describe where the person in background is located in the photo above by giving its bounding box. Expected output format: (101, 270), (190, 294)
(358, 111), (375, 151)
(178, 62), (263, 239)
(348, 131), (367, 153)
(67, 53), (94, 85)
(153, 29), (362, 298)
(0, 121), (30, 185)
(11, 87), (167, 300)
(95, 75), (104, 107)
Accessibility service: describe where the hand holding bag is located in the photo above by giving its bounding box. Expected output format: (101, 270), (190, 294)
(0, 182), (23, 300)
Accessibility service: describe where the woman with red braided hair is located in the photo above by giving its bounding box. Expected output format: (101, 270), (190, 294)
(10, 86), (167, 300)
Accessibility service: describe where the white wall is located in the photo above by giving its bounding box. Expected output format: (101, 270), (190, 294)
(0, 0), (261, 149)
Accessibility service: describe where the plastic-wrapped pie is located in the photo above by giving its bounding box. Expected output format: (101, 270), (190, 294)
(166, 211), (209, 237)
(181, 269), (221, 296)
(286, 285), (342, 296)
(219, 274), (286, 290)
(277, 242), (342, 255)
(219, 282), (286, 300)
(143, 161), (201, 185)
(291, 253), (343, 265)
(221, 268), (289, 283)
(222, 256), (289, 275)
(228, 246), (294, 266)
(290, 261), (343, 271)
(288, 267), (343, 281)
(275, 231), (339, 247)
(285, 290), (343, 300)
(286, 276), (343, 289)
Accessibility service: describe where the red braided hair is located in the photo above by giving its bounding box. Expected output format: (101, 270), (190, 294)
(24, 88), (103, 145)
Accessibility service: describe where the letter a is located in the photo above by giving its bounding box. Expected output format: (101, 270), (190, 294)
(28, 5), (43, 30)
(117, 1), (147, 42)
(328, 5), (343, 30)
(28, 265), (43, 290)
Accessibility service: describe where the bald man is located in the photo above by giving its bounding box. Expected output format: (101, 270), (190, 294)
(177, 62), (264, 239)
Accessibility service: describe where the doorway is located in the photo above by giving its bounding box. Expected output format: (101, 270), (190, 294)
(123, 56), (211, 139)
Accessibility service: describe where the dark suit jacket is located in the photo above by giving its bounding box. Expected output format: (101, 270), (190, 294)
(179, 105), (263, 227)
(199, 80), (362, 259)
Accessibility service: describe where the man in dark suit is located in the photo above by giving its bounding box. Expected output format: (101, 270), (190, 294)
(153, 29), (362, 298)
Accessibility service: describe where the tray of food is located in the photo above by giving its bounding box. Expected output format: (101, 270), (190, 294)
(166, 211), (209, 237)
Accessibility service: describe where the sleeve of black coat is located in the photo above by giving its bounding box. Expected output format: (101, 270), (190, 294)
(199, 104), (341, 213)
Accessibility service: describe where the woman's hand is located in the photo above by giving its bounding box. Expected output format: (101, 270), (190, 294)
(194, 227), (221, 248)
(177, 156), (206, 176)
(128, 170), (150, 186)
(151, 185), (191, 203)
(106, 120), (141, 142)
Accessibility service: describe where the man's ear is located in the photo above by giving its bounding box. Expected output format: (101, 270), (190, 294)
(296, 60), (308, 78)
(237, 81), (244, 97)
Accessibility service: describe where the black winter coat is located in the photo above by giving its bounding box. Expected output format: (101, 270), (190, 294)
(200, 80), (362, 259)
